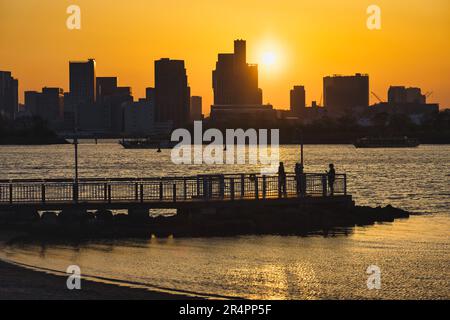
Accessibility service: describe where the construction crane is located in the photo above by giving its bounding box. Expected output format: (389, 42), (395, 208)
(371, 91), (384, 103)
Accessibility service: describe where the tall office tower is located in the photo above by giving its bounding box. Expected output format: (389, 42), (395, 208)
(0, 71), (19, 119)
(154, 58), (190, 128)
(323, 73), (369, 115)
(96, 77), (118, 103)
(25, 87), (64, 122)
(290, 86), (306, 115)
(190, 96), (203, 121)
(212, 40), (263, 105)
(69, 59), (96, 104)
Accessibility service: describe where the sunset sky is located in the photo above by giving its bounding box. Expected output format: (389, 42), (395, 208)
(0, 0), (449, 113)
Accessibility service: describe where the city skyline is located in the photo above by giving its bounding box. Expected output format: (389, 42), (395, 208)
(0, 0), (449, 113)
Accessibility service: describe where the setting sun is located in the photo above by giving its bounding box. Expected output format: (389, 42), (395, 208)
(261, 52), (276, 67)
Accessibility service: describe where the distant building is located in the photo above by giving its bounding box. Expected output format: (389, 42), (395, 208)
(123, 99), (155, 136)
(210, 40), (274, 125)
(388, 86), (426, 104)
(146, 87), (155, 103)
(212, 40), (262, 105)
(96, 77), (118, 103)
(290, 86), (306, 115)
(76, 102), (112, 134)
(190, 96), (203, 121)
(24, 87), (64, 123)
(0, 71), (19, 119)
(324, 73), (369, 115)
(155, 58), (190, 128)
(210, 104), (276, 125)
(69, 59), (96, 104)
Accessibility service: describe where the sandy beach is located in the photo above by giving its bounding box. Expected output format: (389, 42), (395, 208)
(0, 259), (194, 300)
(0, 231), (193, 300)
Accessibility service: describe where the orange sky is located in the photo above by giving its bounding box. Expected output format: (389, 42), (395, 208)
(1, 0), (449, 113)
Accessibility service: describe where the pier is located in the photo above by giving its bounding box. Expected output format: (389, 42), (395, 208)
(0, 173), (350, 211)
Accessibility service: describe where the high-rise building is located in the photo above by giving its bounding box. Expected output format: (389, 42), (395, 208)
(0, 71), (19, 119)
(95, 77), (132, 134)
(25, 87), (64, 122)
(96, 77), (118, 103)
(190, 96), (203, 121)
(323, 73), (369, 115)
(154, 58), (190, 128)
(123, 99), (155, 135)
(212, 40), (262, 105)
(290, 86), (306, 115)
(69, 59), (96, 104)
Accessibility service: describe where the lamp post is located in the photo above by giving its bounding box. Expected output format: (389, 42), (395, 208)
(74, 136), (79, 184)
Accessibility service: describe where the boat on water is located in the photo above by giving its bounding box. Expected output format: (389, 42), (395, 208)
(354, 136), (420, 148)
(119, 138), (175, 149)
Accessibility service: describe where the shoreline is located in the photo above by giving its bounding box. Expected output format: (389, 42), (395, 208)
(0, 230), (197, 300)
(0, 258), (197, 300)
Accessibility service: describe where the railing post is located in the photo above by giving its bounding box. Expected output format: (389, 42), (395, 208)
(140, 184), (144, 203)
(203, 177), (208, 200)
(41, 184), (46, 204)
(230, 178), (235, 201)
(196, 176), (200, 197)
(262, 176), (267, 199)
(183, 178), (187, 200)
(255, 177), (259, 200)
(108, 184), (112, 203)
(173, 184), (177, 202)
(135, 183), (139, 201)
(278, 176), (282, 199)
(344, 174), (347, 196)
(240, 174), (245, 198)
(104, 183), (108, 201)
(219, 176), (225, 199)
(73, 183), (79, 203)
(208, 177), (213, 199)
(9, 183), (13, 204)
(159, 180), (164, 201)
(301, 174), (307, 197)
(322, 174), (327, 197)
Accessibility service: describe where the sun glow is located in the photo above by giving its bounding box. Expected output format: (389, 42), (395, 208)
(261, 52), (276, 66)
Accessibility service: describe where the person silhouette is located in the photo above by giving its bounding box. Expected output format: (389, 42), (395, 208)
(327, 163), (336, 196)
(295, 162), (304, 196)
(278, 162), (287, 197)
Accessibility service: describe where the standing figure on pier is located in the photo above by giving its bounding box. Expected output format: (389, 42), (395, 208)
(295, 162), (305, 196)
(278, 162), (287, 197)
(327, 164), (336, 196)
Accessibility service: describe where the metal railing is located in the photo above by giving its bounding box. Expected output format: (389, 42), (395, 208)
(0, 173), (347, 205)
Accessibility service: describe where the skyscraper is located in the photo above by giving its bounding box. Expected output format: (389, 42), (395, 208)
(154, 58), (190, 128)
(96, 77), (118, 103)
(190, 96), (203, 121)
(25, 87), (64, 123)
(69, 59), (96, 104)
(0, 71), (19, 119)
(323, 73), (369, 115)
(212, 40), (262, 105)
(290, 86), (306, 115)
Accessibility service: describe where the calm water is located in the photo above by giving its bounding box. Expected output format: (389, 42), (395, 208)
(0, 144), (449, 299)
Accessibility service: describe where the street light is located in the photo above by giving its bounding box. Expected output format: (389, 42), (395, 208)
(74, 135), (79, 183)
